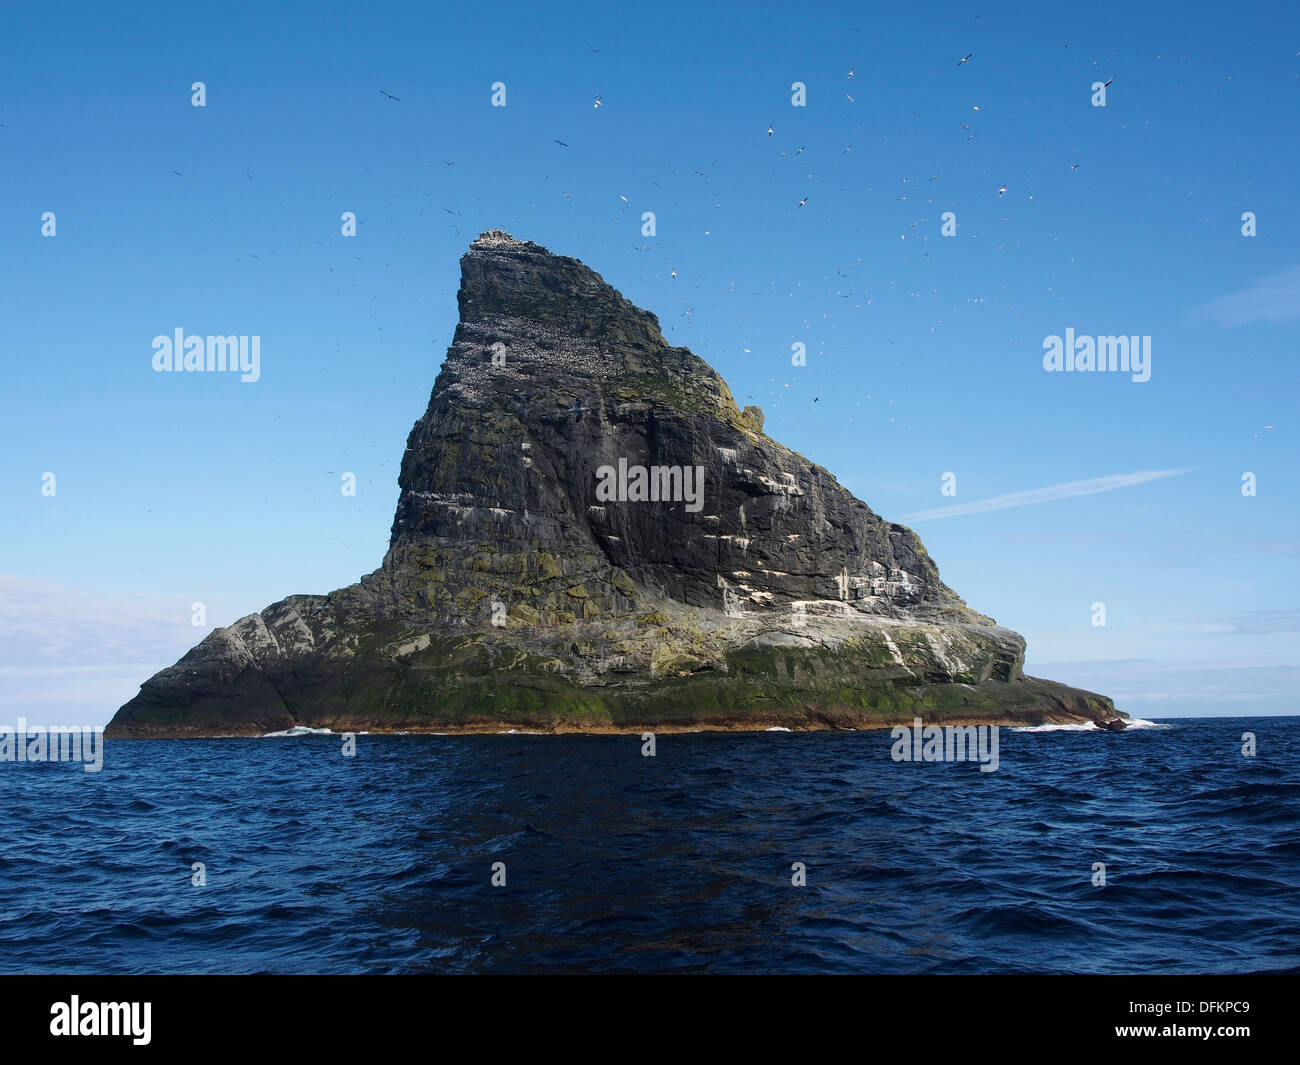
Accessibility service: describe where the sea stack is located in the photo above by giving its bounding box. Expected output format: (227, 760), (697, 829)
(107, 231), (1124, 737)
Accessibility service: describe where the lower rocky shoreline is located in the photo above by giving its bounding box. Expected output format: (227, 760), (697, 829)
(106, 679), (1127, 738)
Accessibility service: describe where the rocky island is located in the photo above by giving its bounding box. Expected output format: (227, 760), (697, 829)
(107, 230), (1124, 737)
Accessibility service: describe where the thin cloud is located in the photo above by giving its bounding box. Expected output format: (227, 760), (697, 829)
(1027, 660), (1300, 709)
(899, 468), (1195, 522)
(1214, 608), (1300, 635)
(1255, 538), (1300, 557)
(0, 575), (224, 729)
(1204, 265), (1300, 325)
(0, 574), (208, 668)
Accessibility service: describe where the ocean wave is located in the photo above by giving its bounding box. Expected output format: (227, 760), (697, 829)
(1012, 717), (1173, 733)
(260, 726), (336, 737)
(1011, 722), (1099, 733)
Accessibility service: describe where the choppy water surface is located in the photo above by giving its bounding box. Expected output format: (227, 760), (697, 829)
(1, 716), (1296, 973)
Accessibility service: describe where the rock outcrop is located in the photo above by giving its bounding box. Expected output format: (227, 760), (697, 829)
(107, 230), (1123, 737)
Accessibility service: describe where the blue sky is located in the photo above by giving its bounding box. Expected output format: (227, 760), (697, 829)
(2, 0), (1297, 724)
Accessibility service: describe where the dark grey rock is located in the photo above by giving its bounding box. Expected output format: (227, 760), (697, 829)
(107, 230), (1123, 737)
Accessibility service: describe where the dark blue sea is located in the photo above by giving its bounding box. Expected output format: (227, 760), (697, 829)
(2, 716), (1297, 974)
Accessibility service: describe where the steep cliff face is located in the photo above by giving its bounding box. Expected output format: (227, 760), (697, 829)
(107, 230), (1121, 737)
(383, 230), (977, 624)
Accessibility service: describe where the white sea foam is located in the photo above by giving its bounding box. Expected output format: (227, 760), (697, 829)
(765, 726), (793, 732)
(1011, 722), (1099, 733)
(1012, 717), (1173, 733)
(261, 726), (336, 737)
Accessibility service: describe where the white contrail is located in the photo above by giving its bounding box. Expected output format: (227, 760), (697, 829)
(899, 468), (1196, 522)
